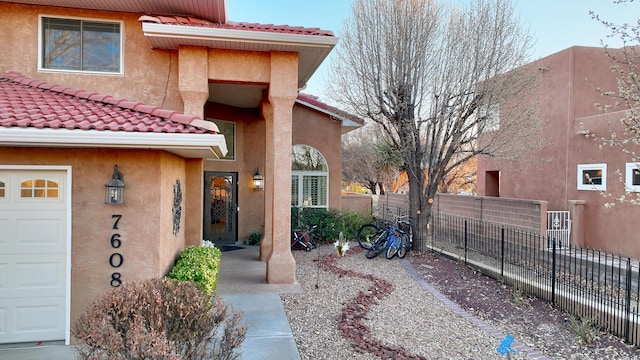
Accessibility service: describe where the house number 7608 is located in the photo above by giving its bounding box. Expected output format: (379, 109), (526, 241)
(110, 214), (123, 287)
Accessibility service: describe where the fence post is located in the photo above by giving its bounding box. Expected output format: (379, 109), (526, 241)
(464, 220), (468, 265)
(500, 227), (505, 279)
(551, 237), (556, 305)
(625, 257), (632, 344)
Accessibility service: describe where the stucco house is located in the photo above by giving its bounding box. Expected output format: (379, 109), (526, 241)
(0, 0), (360, 345)
(477, 46), (639, 258)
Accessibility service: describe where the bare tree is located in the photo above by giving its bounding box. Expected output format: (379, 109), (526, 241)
(589, 0), (640, 206)
(328, 0), (542, 251)
(342, 124), (402, 194)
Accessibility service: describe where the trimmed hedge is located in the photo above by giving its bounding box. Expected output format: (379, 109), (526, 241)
(167, 245), (221, 296)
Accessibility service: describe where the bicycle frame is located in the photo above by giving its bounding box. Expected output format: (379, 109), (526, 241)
(364, 209), (409, 259)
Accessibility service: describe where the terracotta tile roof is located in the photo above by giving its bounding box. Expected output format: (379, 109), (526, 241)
(0, 72), (218, 134)
(297, 93), (364, 125)
(138, 15), (335, 37)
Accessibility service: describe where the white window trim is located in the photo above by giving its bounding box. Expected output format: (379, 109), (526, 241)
(38, 14), (124, 76)
(291, 144), (329, 209)
(577, 163), (607, 191)
(292, 171), (329, 209)
(625, 162), (640, 192)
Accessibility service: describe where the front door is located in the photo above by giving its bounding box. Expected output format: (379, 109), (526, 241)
(204, 172), (237, 245)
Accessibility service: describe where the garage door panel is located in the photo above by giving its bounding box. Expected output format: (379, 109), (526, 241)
(0, 264), (7, 293)
(0, 211), (65, 253)
(0, 169), (68, 344)
(0, 256), (65, 298)
(0, 297), (66, 343)
(0, 219), (8, 246)
(15, 213), (65, 249)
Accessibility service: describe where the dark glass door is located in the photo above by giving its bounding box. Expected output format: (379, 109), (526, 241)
(204, 172), (237, 245)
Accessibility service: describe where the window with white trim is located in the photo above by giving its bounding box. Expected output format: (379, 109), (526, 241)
(40, 16), (122, 74)
(0, 180), (5, 198)
(625, 162), (640, 192)
(577, 163), (606, 191)
(291, 145), (328, 208)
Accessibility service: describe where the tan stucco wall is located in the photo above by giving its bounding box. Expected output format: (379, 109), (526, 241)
(1, 3), (184, 112)
(0, 147), (200, 339)
(204, 103), (266, 242)
(292, 104), (343, 209)
(477, 47), (640, 257)
(204, 101), (345, 243)
(2, 2), (342, 284)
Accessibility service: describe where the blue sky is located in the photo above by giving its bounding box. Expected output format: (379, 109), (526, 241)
(227, 0), (636, 98)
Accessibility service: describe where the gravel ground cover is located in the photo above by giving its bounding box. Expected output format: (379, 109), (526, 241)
(281, 243), (640, 360)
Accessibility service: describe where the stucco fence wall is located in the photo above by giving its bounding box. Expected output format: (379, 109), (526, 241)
(343, 193), (547, 235)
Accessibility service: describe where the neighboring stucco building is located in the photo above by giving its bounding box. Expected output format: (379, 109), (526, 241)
(0, 0), (360, 345)
(477, 46), (639, 258)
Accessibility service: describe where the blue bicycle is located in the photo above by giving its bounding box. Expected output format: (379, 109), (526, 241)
(356, 209), (410, 259)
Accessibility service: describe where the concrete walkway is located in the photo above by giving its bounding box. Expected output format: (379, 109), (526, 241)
(0, 245), (302, 360)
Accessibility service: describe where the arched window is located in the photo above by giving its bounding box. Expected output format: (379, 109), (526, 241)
(291, 145), (328, 209)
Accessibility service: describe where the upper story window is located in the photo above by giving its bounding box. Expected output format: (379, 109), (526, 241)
(40, 16), (122, 74)
(577, 163), (606, 191)
(625, 162), (640, 192)
(211, 119), (235, 161)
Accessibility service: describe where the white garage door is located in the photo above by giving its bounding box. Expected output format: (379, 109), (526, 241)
(0, 170), (68, 344)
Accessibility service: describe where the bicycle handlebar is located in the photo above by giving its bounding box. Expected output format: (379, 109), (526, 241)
(386, 208), (410, 224)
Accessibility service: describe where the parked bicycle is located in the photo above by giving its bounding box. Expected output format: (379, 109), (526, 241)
(291, 225), (317, 251)
(356, 209), (410, 259)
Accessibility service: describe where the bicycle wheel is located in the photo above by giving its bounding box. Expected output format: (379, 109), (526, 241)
(385, 236), (398, 259)
(357, 223), (383, 250)
(397, 232), (410, 259)
(365, 238), (387, 259)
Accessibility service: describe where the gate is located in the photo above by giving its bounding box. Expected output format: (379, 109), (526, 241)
(546, 211), (571, 248)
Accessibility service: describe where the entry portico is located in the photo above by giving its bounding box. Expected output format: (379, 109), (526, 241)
(138, 16), (338, 283)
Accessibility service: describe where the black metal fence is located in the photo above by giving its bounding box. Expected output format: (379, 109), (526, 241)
(429, 211), (640, 347)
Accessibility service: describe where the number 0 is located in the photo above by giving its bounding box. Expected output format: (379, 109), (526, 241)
(109, 253), (123, 268)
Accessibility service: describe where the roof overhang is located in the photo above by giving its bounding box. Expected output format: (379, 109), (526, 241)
(141, 22), (338, 90)
(295, 98), (363, 134)
(3, 0), (226, 23)
(0, 128), (228, 160)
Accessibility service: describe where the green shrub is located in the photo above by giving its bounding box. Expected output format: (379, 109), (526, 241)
(244, 231), (262, 245)
(73, 278), (246, 360)
(291, 207), (374, 243)
(568, 314), (600, 345)
(167, 245), (221, 296)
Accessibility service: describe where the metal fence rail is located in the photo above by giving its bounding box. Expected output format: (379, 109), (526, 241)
(429, 212), (640, 347)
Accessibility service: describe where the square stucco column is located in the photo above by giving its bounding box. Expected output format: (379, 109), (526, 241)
(568, 200), (586, 247)
(260, 99), (274, 262)
(178, 46), (209, 119)
(265, 52), (298, 284)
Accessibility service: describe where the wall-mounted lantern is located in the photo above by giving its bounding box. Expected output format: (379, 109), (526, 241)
(252, 168), (264, 190)
(105, 165), (125, 204)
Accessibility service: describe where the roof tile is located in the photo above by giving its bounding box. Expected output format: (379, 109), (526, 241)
(138, 15), (335, 37)
(0, 72), (218, 135)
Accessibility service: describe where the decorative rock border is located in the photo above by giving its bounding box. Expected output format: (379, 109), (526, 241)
(319, 248), (427, 360)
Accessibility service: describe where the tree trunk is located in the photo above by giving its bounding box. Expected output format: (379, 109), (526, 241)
(378, 182), (386, 195)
